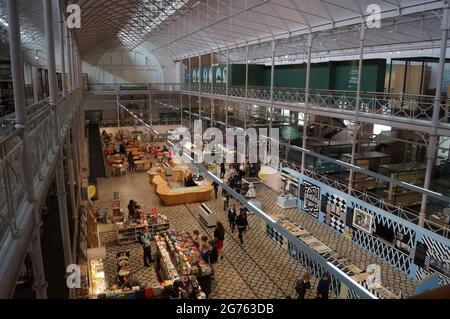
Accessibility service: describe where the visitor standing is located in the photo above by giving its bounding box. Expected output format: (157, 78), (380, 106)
(211, 181), (219, 199)
(139, 226), (153, 267)
(127, 152), (135, 172)
(220, 162), (226, 179)
(239, 205), (250, 230)
(295, 272), (311, 299)
(316, 272), (330, 300)
(236, 211), (249, 245)
(222, 184), (230, 211)
(199, 236), (212, 263)
(213, 222), (225, 259)
(227, 205), (237, 233)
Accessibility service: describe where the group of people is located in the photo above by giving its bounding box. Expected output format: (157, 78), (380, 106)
(192, 222), (226, 274)
(127, 199), (143, 220)
(294, 272), (331, 299)
(227, 204), (250, 245)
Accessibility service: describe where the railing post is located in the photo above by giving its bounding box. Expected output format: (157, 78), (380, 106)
(419, 2), (450, 227)
(43, 0), (73, 279)
(301, 33), (312, 174)
(348, 21), (365, 195)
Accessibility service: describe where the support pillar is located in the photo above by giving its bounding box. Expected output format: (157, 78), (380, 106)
(225, 50), (229, 128)
(43, 0), (73, 272)
(269, 41), (276, 160)
(180, 60), (183, 126)
(301, 33), (313, 174)
(7, 0), (48, 298)
(211, 52), (214, 127)
(116, 85), (120, 127)
(32, 66), (40, 103)
(188, 57), (192, 128)
(419, 2), (450, 226)
(348, 22), (365, 195)
(244, 45), (249, 131)
(198, 54), (202, 121)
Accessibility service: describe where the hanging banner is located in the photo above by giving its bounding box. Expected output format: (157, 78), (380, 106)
(192, 68), (198, 83)
(208, 66), (213, 83)
(222, 66), (228, 85)
(203, 67), (209, 84)
(215, 66), (223, 84)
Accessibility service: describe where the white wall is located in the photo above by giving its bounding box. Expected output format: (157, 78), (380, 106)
(82, 47), (178, 84)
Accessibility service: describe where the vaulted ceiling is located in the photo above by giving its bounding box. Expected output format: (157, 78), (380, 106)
(0, 0), (447, 64)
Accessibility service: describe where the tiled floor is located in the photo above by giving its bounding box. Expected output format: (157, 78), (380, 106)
(94, 168), (416, 299)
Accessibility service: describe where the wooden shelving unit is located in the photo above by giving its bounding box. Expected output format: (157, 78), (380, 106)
(116, 216), (170, 245)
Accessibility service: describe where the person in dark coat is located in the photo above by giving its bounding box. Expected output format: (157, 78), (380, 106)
(213, 222), (225, 259)
(119, 142), (126, 155)
(127, 151), (135, 172)
(220, 162), (226, 179)
(316, 272), (330, 299)
(295, 272), (311, 299)
(211, 181), (219, 199)
(227, 205), (237, 233)
(239, 205), (250, 230)
(236, 211), (249, 245)
(222, 183), (231, 211)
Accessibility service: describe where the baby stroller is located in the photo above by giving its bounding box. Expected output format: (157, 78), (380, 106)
(116, 251), (131, 285)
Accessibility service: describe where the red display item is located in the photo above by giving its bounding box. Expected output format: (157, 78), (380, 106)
(144, 287), (154, 299)
(216, 239), (224, 251)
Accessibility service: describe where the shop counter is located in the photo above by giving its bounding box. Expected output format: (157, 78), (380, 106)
(151, 175), (212, 206)
(147, 167), (166, 184)
(172, 165), (189, 182)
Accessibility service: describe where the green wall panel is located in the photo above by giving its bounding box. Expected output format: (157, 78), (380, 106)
(230, 64), (265, 86)
(262, 62), (331, 89)
(330, 59), (386, 92)
(310, 63), (332, 90)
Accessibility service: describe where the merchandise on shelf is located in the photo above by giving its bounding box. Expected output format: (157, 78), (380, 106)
(89, 259), (107, 296)
(154, 229), (212, 298)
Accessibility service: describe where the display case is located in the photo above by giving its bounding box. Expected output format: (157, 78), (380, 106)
(87, 247), (107, 297)
(342, 152), (391, 191)
(379, 162), (426, 206)
(112, 192), (124, 222)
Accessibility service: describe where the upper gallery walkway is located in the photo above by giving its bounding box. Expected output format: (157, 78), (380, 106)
(85, 83), (450, 136)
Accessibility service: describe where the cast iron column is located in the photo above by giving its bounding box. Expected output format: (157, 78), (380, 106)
(301, 33), (313, 174)
(43, 0), (73, 272)
(419, 2), (450, 226)
(7, 0), (48, 299)
(348, 21), (365, 195)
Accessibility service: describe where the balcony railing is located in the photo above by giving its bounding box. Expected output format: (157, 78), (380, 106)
(0, 91), (80, 240)
(182, 84), (450, 125)
(84, 83), (450, 126)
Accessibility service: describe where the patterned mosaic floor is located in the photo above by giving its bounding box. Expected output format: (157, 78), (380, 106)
(94, 169), (416, 299)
